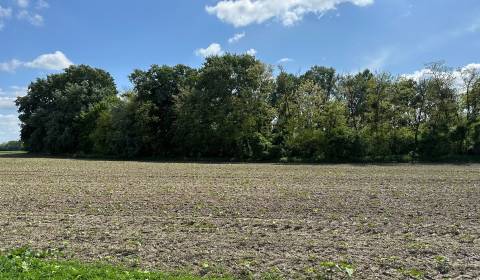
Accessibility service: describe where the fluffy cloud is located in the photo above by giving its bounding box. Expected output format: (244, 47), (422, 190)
(0, 5), (12, 30)
(0, 1), (48, 29)
(0, 97), (17, 110)
(16, 0), (29, 8)
(228, 32), (246, 44)
(0, 59), (23, 72)
(403, 63), (480, 89)
(246, 48), (257, 56)
(206, 0), (374, 27)
(36, 0), (49, 9)
(278, 57), (293, 63)
(0, 5), (12, 18)
(0, 114), (20, 142)
(24, 51), (73, 70)
(195, 43), (223, 58)
(0, 86), (27, 111)
(8, 86), (28, 97)
(17, 10), (43, 26)
(0, 51), (73, 72)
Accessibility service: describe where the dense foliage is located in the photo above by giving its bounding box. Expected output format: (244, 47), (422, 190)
(16, 56), (480, 161)
(0, 140), (23, 151)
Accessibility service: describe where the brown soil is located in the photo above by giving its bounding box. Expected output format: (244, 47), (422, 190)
(0, 155), (479, 279)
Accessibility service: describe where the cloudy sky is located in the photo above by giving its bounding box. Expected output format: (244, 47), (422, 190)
(1, 0), (480, 142)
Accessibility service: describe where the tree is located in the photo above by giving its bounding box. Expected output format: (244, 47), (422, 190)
(363, 73), (393, 158)
(338, 70), (373, 158)
(461, 66), (480, 122)
(15, 59), (479, 161)
(16, 65), (117, 153)
(175, 54), (275, 159)
(300, 66), (337, 99)
(460, 68), (480, 154)
(128, 65), (197, 156)
(418, 62), (460, 158)
(0, 141), (23, 151)
(281, 79), (328, 159)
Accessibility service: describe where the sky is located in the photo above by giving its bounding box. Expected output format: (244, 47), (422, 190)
(1, 0), (480, 142)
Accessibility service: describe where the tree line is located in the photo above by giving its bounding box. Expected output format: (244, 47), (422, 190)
(0, 141), (23, 151)
(16, 54), (480, 161)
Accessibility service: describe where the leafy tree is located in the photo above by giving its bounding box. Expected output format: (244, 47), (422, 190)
(418, 62), (460, 158)
(300, 66), (337, 99)
(175, 54), (275, 159)
(129, 65), (197, 156)
(16, 65), (117, 153)
(15, 59), (479, 162)
(281, 80), (327, 159)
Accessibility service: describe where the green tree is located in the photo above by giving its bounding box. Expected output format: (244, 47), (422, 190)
(175, 54), (275, 159)
(300, 66), (337, 99)
(16, 65), (117, 153)
(419, 62), (460, 158)
(129, 65), (197, 156)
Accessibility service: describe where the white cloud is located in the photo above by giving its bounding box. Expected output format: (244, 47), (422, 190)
(17, 10), (43, 26)
(0, 59), (23, 72)
(9, 86), (28, 97)
(195, 43), (223, 58)
(206, 0), (374, 27)
(402, 63), (480, 89)
(228, 32), (246, 43)
(0, 97), (17, 110)
(36, 0), (49, 9)
(24, 51), (73, 70)
(402, 68), (432, 82)
(0, 51), (73, 72)
(0, 114), (20, 142)
(246, 48), (257, 56)
(0, 1), (47, 30)
(278, 57), (293, 63)
(0, 5), (12, 30)
(461, 63), (480, 73)
(16, 0), (29, 8)
(0, 86), (27, 97)
(0, 5), (12, 18)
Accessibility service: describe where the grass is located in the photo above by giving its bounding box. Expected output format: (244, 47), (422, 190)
(0, 150), (26, 154)
(0, 248), (231, 280)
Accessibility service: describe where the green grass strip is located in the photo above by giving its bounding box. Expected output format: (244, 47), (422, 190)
(0, 247), (231, 280)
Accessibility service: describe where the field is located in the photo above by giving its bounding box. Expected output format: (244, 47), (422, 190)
(0, 154), (479, 279)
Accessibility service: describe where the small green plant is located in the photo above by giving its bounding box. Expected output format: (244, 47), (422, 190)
(399, 268), (425, 279)
(434, 256), (450, 274)
(261, 267), (283, 280)
(316, 261), (355, 279)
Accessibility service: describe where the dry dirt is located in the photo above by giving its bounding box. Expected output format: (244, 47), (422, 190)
(0, 154), (479, 279)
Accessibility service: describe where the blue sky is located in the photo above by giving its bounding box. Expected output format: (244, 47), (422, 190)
(1, 0), (480, 142)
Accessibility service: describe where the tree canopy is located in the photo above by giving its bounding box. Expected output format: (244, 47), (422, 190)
(16, 57), (480, 161)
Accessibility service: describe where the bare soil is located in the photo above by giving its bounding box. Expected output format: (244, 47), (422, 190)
(0, 154), (479, 279)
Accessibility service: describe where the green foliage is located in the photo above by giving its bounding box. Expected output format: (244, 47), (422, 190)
(0, 140), (23, 151)
(305, 261), (355, 279)
(174, 54), (275, 159)
(15, 58), (480, 161)
(398, 268), (425, 279)
(16, 65), (117, 154)
(434, 256), (450, 274)
(0, 247), (230, 280)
